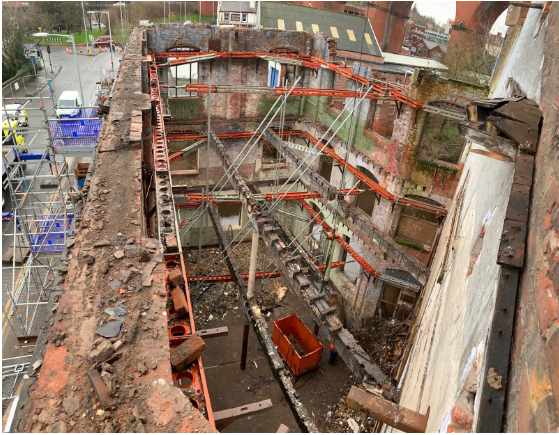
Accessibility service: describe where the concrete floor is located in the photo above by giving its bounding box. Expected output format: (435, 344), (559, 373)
(196, 245), (351, 432)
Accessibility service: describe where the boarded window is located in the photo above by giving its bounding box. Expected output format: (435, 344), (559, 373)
(312, 24), (319, 34)
(295, 21), (303, 31)
(342, 237), (363, 283)
(395, 207), (439, 247)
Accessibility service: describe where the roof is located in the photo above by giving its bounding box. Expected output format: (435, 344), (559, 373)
(381, 52), (448, 70)
(422, 39), (439, 50)
(260, 2), (382, 58)
(220, 1), (256, 12)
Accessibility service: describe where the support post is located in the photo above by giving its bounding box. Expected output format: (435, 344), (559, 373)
(240, 314), (250, 370)
(246, 228), (259, 300)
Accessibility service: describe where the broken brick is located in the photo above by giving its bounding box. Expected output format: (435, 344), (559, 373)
(170, 285), (188, 318)
(167, 269), (185, 286)
(170, 334), (206, 371)
(165, 233), (179, 253)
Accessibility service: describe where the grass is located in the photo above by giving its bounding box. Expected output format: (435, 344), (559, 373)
(27, 29), (107, 46)
(152, 14), (216, 24)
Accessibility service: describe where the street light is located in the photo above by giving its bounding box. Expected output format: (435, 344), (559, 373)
(87, 10), (114, 76)
(33, 32), (85, 105)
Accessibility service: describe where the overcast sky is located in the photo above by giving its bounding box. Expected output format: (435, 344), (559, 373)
(414, 1), (509, 35)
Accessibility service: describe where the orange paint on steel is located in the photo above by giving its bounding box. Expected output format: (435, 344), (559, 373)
(155, 51), (424, 108)
(272, 314), (323, 377)
(299, 198), (381, 278)
(185, 261), (352, 283)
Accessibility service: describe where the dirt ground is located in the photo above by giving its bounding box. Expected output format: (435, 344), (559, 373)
(184, 242), (355, 432)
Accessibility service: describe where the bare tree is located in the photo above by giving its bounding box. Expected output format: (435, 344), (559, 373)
(444, 21), (498, 86)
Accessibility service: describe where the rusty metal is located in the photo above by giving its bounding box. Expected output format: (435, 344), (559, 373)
(346, 386), (428, 433)
(213, 399), (273, 431)
(88, 369), (115, 409)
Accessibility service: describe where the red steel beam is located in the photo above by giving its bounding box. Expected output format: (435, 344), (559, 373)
(298, 199), (380, 278)
(280, 130), (447, 216)
(175, 188), (359, 208)
(155, 51), (423, 108)
(166, 129), (446, 215)
(186, 261), (351, 283)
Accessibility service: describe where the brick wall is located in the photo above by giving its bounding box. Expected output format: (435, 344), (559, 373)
(505, 3), (559, 432)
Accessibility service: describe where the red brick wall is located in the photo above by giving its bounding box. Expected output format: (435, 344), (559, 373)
(505, 4), (559, 431)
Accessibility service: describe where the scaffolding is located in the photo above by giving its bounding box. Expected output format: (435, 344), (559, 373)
(2, 77), (101, 341)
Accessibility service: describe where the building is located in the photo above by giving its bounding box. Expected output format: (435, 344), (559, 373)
(5, 2), (557, 434)
(217, 1), (259, 27)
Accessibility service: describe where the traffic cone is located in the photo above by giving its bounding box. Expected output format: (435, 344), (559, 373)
(104, 46), (107, 52)
(66, 47), (69, 54)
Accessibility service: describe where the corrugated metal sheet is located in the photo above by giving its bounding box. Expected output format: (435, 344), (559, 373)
(260, 1), (382, 57)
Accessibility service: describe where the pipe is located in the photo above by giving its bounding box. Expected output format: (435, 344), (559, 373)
(346, 386), (428, 433)
(240, 315), (250, 370)
(246, 228), (259, 299)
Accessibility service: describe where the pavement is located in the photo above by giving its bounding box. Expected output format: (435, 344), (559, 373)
(1, 46), (123, 412)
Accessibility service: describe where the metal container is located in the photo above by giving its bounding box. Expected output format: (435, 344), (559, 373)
(272, 314), (323, 376)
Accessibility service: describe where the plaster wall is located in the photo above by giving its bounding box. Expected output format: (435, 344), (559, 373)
(397, 151), (515, 432)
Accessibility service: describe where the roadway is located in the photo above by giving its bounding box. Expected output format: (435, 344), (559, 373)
(1, 46), (123, 410)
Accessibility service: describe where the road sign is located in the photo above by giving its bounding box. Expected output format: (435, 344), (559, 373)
(30, 59), (35, 64)
(89, 35), (94, 43)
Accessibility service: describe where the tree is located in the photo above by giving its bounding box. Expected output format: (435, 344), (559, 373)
(443, 27), (497, 86)
(2, 3), (31, 81)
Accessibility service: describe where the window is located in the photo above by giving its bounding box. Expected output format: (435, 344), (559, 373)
(422, 49), (428, 58)
(396, 206), (439, 248)
(230, 12), (240, 21)
(396, 79), (401, 84)
(418, 109), (466, 164)
(267, 61), (281, 87)
(355, 166), (378, 217)
(389, 102), (396, 116)
(218, 203), (241, 229)
(374, 100), (383, 116)
(261, 139), (285, 165)
(242, 13), (248, 22)
(224, 12), (229, 21)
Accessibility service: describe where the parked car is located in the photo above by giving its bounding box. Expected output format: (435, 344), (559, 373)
(56, 90), (83, 118)
(91, 22), (106, 30)
(139, 20), (154, 26)
(2, 104), (28, 127)
(93, 36), (112, 47)
(2, 119), (27, 210)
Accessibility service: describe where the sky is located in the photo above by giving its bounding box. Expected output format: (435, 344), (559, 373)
(413, 1), (509, 35)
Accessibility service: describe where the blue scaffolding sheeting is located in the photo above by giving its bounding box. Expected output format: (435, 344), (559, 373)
(49, 108), (102, 147)
(28, 214), (74, 255)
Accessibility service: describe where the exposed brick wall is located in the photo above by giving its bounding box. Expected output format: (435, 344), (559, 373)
(505, 4), (559, 432)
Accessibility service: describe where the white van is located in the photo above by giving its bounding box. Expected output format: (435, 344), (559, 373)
(91, 22), (106, 30)
(139, 20), (154, 27)
(56, 91), (83, 118)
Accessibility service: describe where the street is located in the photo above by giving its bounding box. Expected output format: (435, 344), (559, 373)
(1, 46), (123, 409)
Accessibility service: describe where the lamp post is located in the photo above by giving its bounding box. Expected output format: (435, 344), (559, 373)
(33, 32), (84, 105)
(88, 10), (114, 76)
(119, 2), (125, 49)
(81, 1), (90, 54)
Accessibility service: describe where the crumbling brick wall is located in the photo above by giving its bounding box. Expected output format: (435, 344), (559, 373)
(505, 3), (559, 432)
